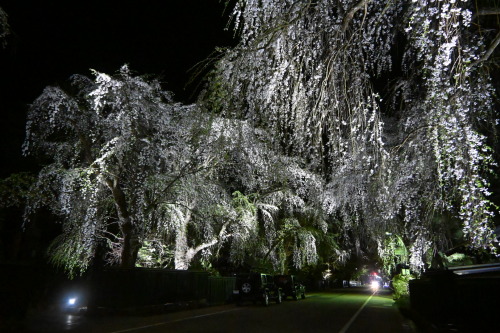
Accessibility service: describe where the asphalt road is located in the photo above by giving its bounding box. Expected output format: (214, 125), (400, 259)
(16, 287), (417, 333)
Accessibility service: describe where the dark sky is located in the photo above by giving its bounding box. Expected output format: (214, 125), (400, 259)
(0, 0), (236, 178)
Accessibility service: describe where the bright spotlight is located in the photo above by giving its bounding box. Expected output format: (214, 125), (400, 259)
(370, 280), (380, 291)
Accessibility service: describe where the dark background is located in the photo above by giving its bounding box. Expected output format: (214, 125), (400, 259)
(0, 0), (236, 179)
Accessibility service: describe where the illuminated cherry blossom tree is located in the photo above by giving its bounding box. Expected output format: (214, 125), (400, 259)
(204, 0), (499, 270)
(201, 118), (330, 272)
(23, 1), (500, 276)
(23, 66), (328, 274)
(23, 66), (226, 274)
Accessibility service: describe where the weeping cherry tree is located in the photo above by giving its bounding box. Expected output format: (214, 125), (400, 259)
(206, 118), (330, 272)
(24, 66), (219, 275)
(204, 0), (499, 271)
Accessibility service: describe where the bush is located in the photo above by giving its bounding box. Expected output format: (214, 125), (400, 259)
(392, 273), (414, 300)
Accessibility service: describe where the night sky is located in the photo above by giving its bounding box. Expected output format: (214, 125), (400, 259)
(0, 0), (236, 178)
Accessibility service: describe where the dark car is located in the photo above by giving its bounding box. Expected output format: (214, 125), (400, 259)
(233, 272), (282, 306)
(274, 274), (305, 300)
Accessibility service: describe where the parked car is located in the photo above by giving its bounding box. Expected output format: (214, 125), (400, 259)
(233, 272), (282, 306)
(274, 274), (306, 300)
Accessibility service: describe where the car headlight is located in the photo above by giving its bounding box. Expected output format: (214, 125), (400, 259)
(370, 280), (380, 291)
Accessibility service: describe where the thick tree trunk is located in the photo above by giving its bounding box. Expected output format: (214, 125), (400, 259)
(174, 220), (189, 270)
(106, 177), (140, 268)
(120, 218), (140, 268)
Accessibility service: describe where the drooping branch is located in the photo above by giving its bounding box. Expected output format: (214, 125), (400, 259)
(476, 8), (500, 16)
(473, 30), (500, 65)
(342, 0), (372, 33)
(390, 125), (433, 154)
(262, 225), (301, 262)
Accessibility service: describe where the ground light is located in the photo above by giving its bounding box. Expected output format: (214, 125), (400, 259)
(62, 294), (85, 314)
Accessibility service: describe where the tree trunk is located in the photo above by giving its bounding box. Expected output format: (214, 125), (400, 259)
(120, 218), (140, 268)
(174, 220), (190, 270)
(175, 232), (219, 270)
(173, 213), (219, 270)
(106, 177), (140, 268)
(174, 206), (222, 270)
(174, 206), (192, 270)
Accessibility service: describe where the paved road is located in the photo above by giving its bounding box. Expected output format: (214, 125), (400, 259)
(17, 287), (417, 333)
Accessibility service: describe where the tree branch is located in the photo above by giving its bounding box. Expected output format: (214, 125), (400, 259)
(390, 125), (433, 154)
(476, 8), (500, 16)
(187, 239), (219, 260)
(473, 30), (500, 65)
(342, 0), (372, 33)
(262, 225), (301, 262)
(184, 219), (234, 265)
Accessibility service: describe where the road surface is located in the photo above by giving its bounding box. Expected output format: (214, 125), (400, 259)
(16, 287), (417, 333)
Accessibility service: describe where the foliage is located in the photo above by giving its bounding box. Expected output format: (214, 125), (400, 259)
(204, 0), (500, 272)
(378, 234), (409, 275)
(392, 273), (415, 300)
(24, 65), (328, 274)
(23, 0), (500, 276)
(0, 6), (9, 48)
(23, 65), (224, 274)
(443, 252), (474, 266)
(206, 119), (328, 271)
(0, 173), (36, 209)
(136, 240), (173, 268)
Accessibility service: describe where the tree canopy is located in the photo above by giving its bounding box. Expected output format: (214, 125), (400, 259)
(18, 0), (500, 276)
(204, 0), (499, 270)
(23, 66), (330, 276)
